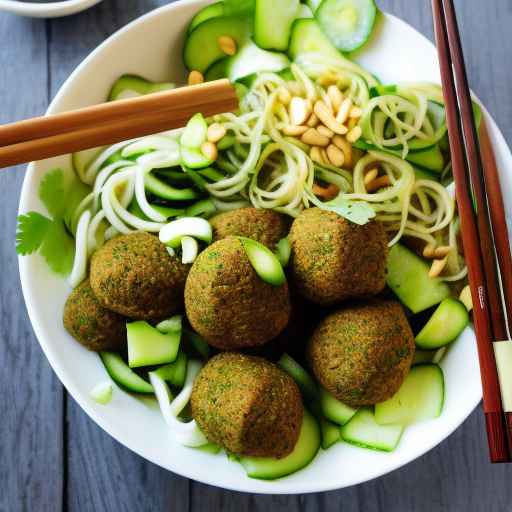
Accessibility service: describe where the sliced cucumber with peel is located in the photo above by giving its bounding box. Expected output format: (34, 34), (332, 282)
(227, 41), (291, 82)
(340, 408), (404, 452)
(375, 364), (445, 425)
(100, 352), (153, 394)
(187, 1), (226, 34)
(320, 418), (341, 449)
(275, 237), (291, 267)
(108, 75), (175, 101)
(415, 298), (469, 349)
(238, 409), (320, 480)
(156, 315), (183, 334)
(254, 0), (299, 51)
(145, 173), (199, 201)
(181, 113), (208, 148)
(288, 18), (377, 87)
(320, 388), (357, 426)
(90, 382), (113, 405)
(159, 217), (213, 249)
(204, 58), (229, 81)
(387, 243), (451, 313)
(183, 16), (252, 73)
(154, 351), (188, 388)
(315, 0), (378, 52)
(181, 146), (215, 169)
(127, 321), (181, 368)
(72, 147), (104, 183)
(277, 353), (318, 403)
(238, 236), (286, 286)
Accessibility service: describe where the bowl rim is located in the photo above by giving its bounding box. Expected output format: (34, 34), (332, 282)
(0, 0), (103, 18)
(17, 0), (494, 494)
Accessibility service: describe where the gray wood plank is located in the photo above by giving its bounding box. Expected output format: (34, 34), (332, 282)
(0, 14), (65, 512)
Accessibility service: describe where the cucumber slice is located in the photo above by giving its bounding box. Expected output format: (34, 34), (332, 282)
(298, 4), (314, 18)
(387, 243), (451, 313)
(100, 352), (153, 394)
(72, 147), (104, 183)
(204, 58), (229, 81)
(159, 217), (213, 248)
(128, 199), (185, 221)
(238, 409), (320, 480)
(320, 388), (357, 425)
(370, 84), (397, 97)
(154, 351), (188, 388)
(127, 321), (181, 368)
(316, 0), (378, 52)
(238, 236), (286, 286)
(181, 146), (215, 169)
(227, 41), (291, 82)
(195, 443), (222, 455)
(183, 16), (252, 73)
(198, 167), (225, 182)
(90, 381), (113, 405)
(181, 113), (208, 149)
(254, 0), (299, 51)
(277, 353), (318, 403)
(181, 236), (199, 264)
(340, 408), (404, 452)
(375, 364), (445, 425)
(275, 237), (291, 267)
(145, 173), (199, 201)
(415, 298), (469, 349)
(156, 315), (183, 333)
(185, 198), (217, 218)
(413, 165), (439, 182)
(320, 418), (341, 449)
(288, 18), (377, 87)
(187, 1), (226, 34)
(406, 144), (444, 173)
(108, 74), (174, 101)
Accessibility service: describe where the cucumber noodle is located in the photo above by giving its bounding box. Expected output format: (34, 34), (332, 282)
(69, 64), (465, 286)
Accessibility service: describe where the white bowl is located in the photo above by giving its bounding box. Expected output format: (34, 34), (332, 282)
(18, 0), (512, 494)
(0, 0), (102, 18)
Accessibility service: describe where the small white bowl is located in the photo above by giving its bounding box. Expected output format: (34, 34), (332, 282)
(17, 0), (512, 494)
(0, 0), (102, 18)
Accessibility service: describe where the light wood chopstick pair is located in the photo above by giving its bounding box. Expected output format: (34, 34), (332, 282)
(0, 79), (238, 168)
(432, 0), (512, 463)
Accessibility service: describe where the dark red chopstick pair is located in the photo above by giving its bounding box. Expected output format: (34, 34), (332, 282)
(432, 0), (512, 463)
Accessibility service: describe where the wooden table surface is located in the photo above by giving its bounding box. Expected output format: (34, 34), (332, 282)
(1, 1), (512, 510)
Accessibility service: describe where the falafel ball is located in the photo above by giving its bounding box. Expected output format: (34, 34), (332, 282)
(191, 353), (303, 458)
(90, 232), (189, 321)
(184, 237), (291, 349)
(289, 208), (388, 305)
(63, 279), (127, 352)
(307, 300), (415, 407)
(210, 207), (290, 250)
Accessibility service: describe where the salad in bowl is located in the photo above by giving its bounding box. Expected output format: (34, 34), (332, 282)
(17, 0), (496, 492)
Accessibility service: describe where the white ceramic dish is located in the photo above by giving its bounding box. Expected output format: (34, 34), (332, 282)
(18, 0), (512, 494)
(0, 0), (102, 18)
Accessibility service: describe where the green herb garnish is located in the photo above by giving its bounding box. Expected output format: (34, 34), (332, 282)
(16, 169), (91, 276)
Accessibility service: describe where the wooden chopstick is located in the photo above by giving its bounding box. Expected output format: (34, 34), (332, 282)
(432, 0), (511, 462)
(0, 79), (238, 168)
(0, 97), (236, 168)
(440, 0), (512, 458)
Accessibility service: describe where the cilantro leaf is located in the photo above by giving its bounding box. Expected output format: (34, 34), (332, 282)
(39, 218), (75, 276)
(321, 196), (376, 225)
(16, 212), (52, 255)
(39, 168), (66, 218)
